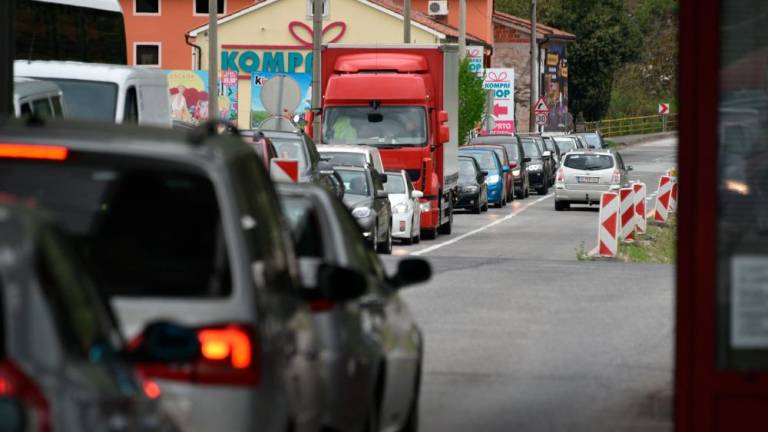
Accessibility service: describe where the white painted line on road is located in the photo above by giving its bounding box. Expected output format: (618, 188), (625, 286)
(410, 194), (554, 256)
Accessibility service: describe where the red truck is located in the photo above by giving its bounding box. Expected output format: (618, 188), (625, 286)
(307, 44), (459, 239)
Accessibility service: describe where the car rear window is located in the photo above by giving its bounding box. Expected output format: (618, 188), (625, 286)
(563, 154), (615, 171)
(322, 152), (367, 167)
(0, 155), (231, 298)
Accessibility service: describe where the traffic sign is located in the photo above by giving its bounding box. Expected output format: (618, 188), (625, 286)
(270, 158), (299, 183)
(261, 75), (302, 116)
(534, 96), (550, 114)
(659, 103), (669, 115)
(535, 113), (547, 126)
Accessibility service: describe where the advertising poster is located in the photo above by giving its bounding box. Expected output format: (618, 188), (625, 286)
(466, 45), (484, 77)
(483, 68), (515, 134)
(251, 72), (312, 128)
(166, 70), (238, 125)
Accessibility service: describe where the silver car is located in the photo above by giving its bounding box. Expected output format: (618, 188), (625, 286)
(554, 149), (632, 210)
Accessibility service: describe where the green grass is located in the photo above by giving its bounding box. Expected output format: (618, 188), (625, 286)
(617, 216), (677, 264)
(604, 139), (620, 149)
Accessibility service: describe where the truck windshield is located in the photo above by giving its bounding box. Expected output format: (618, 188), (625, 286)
(323, 106), (427, 146)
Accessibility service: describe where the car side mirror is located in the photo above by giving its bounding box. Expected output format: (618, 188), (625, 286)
(502, 165), (510, 173)
(391, 258), (432, 288)
(542, 151), (552, 158)
(376, 190), (389, 199)
(318, 161), (335, 175)
(438, 126), (450, 144)
(379, 173), (388, 183)
(438, 110), (449, 124)
(627, 165), (634, 171)
(411, 190), (424, 199)
(524, 157), (532, 163)
(127, 321), (201, 363)
(316, 264), (367, 302)
(481, 170), (489, 177)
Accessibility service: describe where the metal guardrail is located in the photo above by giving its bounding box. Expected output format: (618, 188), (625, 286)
(575, 113), (678, 137)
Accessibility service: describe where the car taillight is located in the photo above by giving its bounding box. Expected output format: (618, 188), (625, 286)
(133, 323), (260, 387)
(0, 144), (68, 160)
(612, 169), (621, 184)
(556, 168), (565, 183)
(0, 360), (51, 432)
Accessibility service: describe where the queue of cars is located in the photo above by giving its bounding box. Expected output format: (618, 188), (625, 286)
(0, 117), (430, 432)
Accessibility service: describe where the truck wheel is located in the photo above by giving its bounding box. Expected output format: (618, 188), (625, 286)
(438, 205), (452, 235)
(537, 183), (549, 195)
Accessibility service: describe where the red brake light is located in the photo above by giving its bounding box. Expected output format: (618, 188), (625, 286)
(0, 144), (68, 161)
(142, 378), (162, 400)
(612, 169), (621, 184)
(133, 323), (260, 387)
(556, 168), (565, 183)
(309, 299), (335, 313)
(0, 360), (51, 432)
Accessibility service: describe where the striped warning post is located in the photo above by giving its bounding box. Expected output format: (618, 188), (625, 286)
(598, 192), (620, 257)
(654, 175), (673, 223)
(270, 158), (299, 183)
(668, 181), (678, 213)
(633, 182), (647, 235)
(619, 187), (636, 242)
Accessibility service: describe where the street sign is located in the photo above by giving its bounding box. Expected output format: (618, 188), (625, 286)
(659, 103), (669, 115)
(535, 113), (547, 126)
(482, 68), (515, 133)
(534, 96), (550, 114)
(261, 75), (302, 116)
(270, 158), (299, 183)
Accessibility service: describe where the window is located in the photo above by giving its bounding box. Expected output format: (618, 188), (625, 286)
(195, 0), (225, 15)
(51, 96), (63, 118)
(32, 98), (53, 119)
(44, 79), (117, 122)
(135, 43), (160, 67)
(20, 102), (31, 116)
(124, 87), (138, 123)
(135, 0), (160, 14)
(306, 0), (329, 17)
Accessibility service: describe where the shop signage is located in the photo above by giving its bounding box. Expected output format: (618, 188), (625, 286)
(166, 70), (238, 125)
(466, 45), (484, 77)
(221, 21), (347, 77)
(483, 68), (515, 133)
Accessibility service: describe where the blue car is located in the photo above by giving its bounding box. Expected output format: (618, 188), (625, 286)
(458, 148), (509, 207)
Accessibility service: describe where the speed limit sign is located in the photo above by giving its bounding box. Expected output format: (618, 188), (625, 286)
(536, 113), (548, 126)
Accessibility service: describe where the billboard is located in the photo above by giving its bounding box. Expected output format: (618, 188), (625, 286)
(483, 68), (515, 134)
(250, 72), (312, 128)
(166, 70), (238, 125)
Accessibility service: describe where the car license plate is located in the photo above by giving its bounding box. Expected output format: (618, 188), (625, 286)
(577, 176), (599, 184)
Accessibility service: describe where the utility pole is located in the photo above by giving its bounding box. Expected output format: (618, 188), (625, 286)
(208, 0), (218, 123)
(1, 0), (15, 118)
(311, 0), (322, 141)
(458, 0), (466, 58)
(529, 0), (537, 132)
(403, 0), (411, 43)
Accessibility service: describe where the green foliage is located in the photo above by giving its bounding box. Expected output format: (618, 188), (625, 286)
(458, 58), (486, 145)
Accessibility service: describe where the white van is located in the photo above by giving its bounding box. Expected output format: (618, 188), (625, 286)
(316, 144), (386, 173)
(15, 60), (171, 127)
(13, 77), (66, 119)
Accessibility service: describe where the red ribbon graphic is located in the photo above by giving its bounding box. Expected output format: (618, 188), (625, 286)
(288, 21), (347, 48)
(487, 71), (508, 82)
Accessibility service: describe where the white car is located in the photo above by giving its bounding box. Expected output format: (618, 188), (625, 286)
(554, 149), (632, 210)
(317, 144), (385, 174)
(384, 170), (423, 244)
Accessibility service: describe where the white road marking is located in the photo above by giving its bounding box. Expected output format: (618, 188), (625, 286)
(410, 194), (554, 256)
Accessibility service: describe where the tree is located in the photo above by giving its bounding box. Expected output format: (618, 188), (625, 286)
(458, 58), (486, 144)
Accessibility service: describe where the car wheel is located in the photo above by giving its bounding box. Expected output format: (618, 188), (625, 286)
(524, 185), (530, 198)
(378, 226), (393, 254)
(555, 200), (570, 211)
(537, 183), (549, 195)
(398, 370), (421, 432)
(413, 231), (421, 243)
(472, 200), (481, 214)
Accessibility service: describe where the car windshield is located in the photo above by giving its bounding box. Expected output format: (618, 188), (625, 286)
(554, 138), (578, 154)
(320, 151), (367, 167)
(582, 134), (603, 148)
(462, 152), (497, 170)
(44, 79), (117, 122)
(267, 136), (308, 172)
(459, 160), (478, 178)
(521, 139), (542, 159)
(564, 154), (615, 171)
(0, 156), (232, 298)
(337, 170), (370, 196)
(323, 106), (427, 146)
(384, 174), (406, 194)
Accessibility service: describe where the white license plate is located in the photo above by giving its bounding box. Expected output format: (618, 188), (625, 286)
(577, 176), (599, 184)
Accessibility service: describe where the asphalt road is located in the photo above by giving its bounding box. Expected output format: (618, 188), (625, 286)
(385, 136), (677, 432)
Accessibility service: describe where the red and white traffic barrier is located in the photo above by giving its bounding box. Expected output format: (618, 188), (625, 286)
(633, 182), (647, 235)
(270, 158), (299, 183)
(668, 181), (678, 213)
(654, 175), (673, 223)
(619, 187), (636, 242)
(598, 192), (619, 257)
